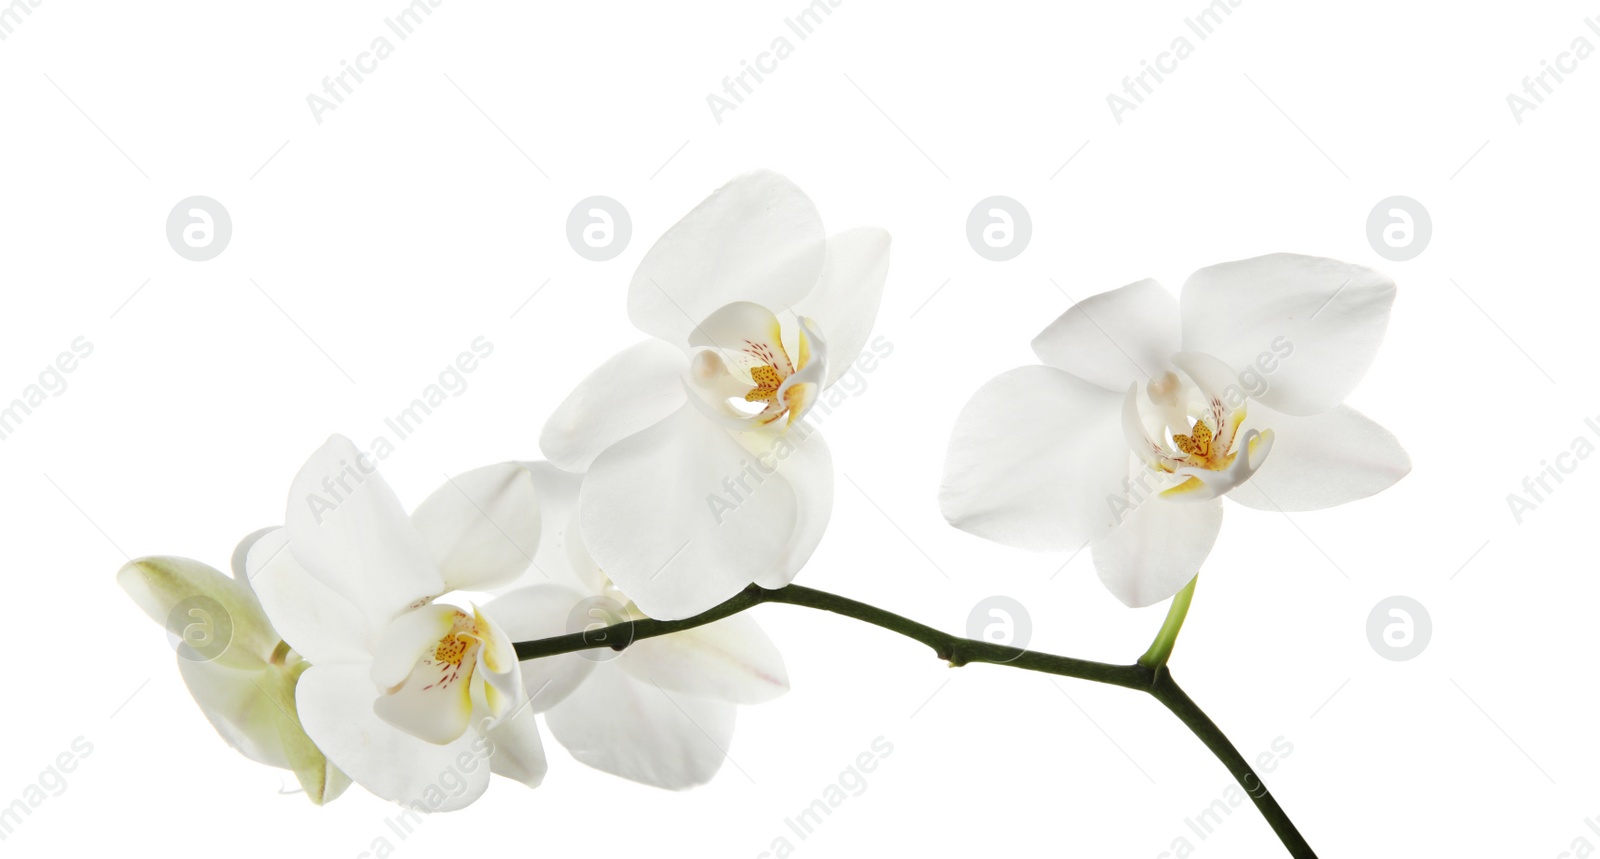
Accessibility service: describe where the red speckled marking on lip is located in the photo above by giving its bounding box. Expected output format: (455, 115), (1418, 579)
(422, 611), (481, 692)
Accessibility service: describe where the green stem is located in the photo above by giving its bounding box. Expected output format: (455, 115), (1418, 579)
(516, 584), (1149, 690)
(1138, 574), (1198, 669)
(1147, 668), (1316, 858)
(513, 582), (1314, 858)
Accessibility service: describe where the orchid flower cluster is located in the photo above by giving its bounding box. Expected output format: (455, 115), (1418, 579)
(119, 170), (1405, 855)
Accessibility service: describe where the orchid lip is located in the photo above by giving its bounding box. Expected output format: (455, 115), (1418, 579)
(370, 602), (517, 745)
(682, 306), (829, 433)
(1121, 355), (1275, 503)
(1161, 428), (1275, 501)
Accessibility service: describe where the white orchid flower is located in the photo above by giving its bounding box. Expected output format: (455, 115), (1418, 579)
(246, 435), (548, 811)
(541, 170), (891, 620)
(941, 254), (1411, 607)
(116, 547), (350, 805)
(481, 463), (788, 788)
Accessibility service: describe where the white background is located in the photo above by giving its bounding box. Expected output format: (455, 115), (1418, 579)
(2, 1), (1595, 856)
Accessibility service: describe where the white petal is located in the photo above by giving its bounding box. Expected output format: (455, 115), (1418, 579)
(620, 614), (788, 704)
(629, 170), (826, 346)
(230, 527), (276, 581)
(297, 663), (492, 811)
(247, 527), (371, 664)
(789, 228), (891, 388)
(469, 604), (522, 717)
(117, 555), (278, 669)
(481, 698), (547, 789)
(1031, 279), (1180, 391)
(412, 464), (540, 592)
(739, 426), (831, 589)
(1091, 497), (1223, 608)
(483, 585), (597, 713)
(1227, 404), (1410, 512)
(486, 463), (600, 594)
(560, 507), (610, 596)
(277, 674), (353, 807)
(285, 435), (444, 626)
(940, 366), (1132, 551)
(1180, 254), (1396, 416)
(540, 340), (689, 472)
(775, 317), (829, 428)
(546, 664), (736, 790)
(581, 404), (799, 620)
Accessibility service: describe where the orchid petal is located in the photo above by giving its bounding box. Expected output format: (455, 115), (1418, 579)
(1227, 403), (1411, 512)
(1031, 279), (1180, 392)
(481, 698), (547, 789)
(540, 340), (689, 472)
(581, 404), (799, 620)
(230, 527), (275, 582)
(1180, 254), (1396, 416)
(412, 463), (540, 592)
(470, 604), (521, 716)
(628, 170), (826, 347)
(370, 604), (461, 692)
(940, 366), (1131, 551)
(620, 614), (789, 705)
(736, 425), (831, 589)
(545, 664), (736, 790)
(247, 527), (370, 665)
(284, 435), (444, 627)
(488, 462), (602, 594)
(789, 227), (891, 387)
(775, 317), (828, 427)
(296, 664), (492, 810)
(483, 585), (596, 713)
(1091, 497), (1223, 608)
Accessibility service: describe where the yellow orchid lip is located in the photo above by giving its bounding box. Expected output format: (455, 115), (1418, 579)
(371, 602), (518, 745)
(1122, 360), (1274, 503)
(683, 303), (829, 433)
(1161, 428), (1275, 501)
